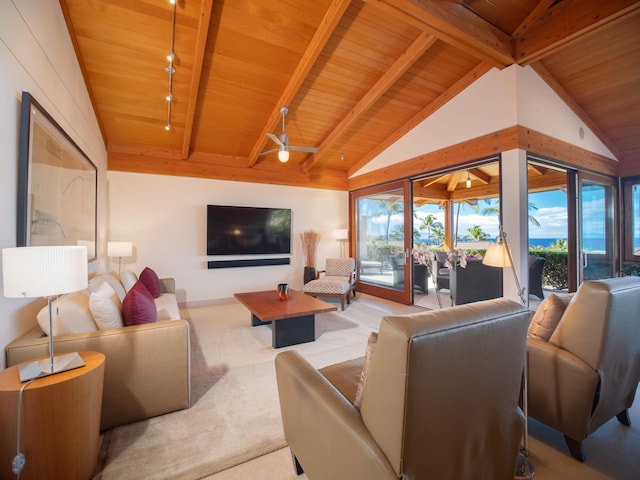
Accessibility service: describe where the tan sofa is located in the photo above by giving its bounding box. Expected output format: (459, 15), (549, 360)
(5, 272), (191, 431)
(275, 298), (530, 479)
(527, 276), (640, 460)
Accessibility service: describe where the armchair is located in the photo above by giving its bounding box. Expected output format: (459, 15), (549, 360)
(275, 298), (530, 479)
(527, 276), (640, 460)
(302, 258), (356, 310)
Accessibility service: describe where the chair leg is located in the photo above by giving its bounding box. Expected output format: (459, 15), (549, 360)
(617, 409), (631, 426)
(564, 435), (585, 461)
(291, 452), (304, 475)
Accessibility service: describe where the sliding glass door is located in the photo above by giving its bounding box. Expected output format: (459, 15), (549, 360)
(578, 172), (618, 282)
(351, 181), (412, 304)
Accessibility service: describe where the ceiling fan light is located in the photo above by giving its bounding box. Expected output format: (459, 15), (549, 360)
(278, 149), (289, 163)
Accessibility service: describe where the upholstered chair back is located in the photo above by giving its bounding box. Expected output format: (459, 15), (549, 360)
(359, 298), (529, 479)
(547, 276), (640, 432)
(325, 257), (355, 280)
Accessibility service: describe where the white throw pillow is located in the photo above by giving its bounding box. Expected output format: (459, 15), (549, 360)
(36, 290), (97, 336)
(120, 269), (138, 293)
(89, 281), (123, 330)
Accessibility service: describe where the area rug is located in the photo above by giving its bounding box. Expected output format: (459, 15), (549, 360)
(92, 294), (425, 479)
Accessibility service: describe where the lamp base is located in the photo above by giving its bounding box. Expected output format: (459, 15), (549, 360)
(18, 352), (86, 382)
(514, 450), (535, 479)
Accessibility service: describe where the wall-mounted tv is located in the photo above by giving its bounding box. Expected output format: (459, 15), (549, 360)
(207, 205), (291, 256)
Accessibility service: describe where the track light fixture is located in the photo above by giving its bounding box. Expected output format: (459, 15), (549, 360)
(165, 0), (176, 131)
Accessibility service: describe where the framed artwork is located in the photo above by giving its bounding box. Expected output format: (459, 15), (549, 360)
(17, 92), (97, 261)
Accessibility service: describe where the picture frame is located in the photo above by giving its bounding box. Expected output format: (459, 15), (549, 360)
(17, 92), (97, 261)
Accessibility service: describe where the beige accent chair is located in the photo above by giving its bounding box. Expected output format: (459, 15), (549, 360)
(527, 276), (640, 461)
(275, 298), (530, 479)
(302, 257), (356, 310)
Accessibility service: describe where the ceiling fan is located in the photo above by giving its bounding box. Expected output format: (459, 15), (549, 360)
(259, 107), (317, 162)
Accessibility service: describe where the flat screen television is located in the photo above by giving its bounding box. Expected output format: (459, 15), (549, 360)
(207, 205), (291, 255)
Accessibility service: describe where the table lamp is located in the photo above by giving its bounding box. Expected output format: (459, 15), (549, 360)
(2, 245), (88, 382)
(483, 226), (534, 479)
(107, 241), (133, 275)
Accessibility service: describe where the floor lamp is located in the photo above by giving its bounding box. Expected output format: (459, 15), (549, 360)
(108, 241), (133, 276)
(483, 227), (534, 480)
(334, 229), (348, 257)
(2, 246), (88, 382)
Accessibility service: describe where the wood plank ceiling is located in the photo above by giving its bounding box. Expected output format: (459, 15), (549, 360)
(60, 0), (640, 190)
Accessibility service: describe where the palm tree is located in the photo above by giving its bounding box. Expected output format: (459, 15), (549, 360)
(454, 200), (478, 246)
(418, 214), (443, 245)
(465, 224), (490, 241)
(482, 199), (541, 227)
(376, 200), (403, 243)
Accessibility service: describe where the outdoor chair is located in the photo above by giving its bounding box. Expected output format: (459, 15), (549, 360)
(303, 258), (356, 310)
(431, 252), (451, 308)
(528, 255), (546, 299)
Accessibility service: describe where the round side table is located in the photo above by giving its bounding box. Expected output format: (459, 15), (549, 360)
(0, 351), (105, 480)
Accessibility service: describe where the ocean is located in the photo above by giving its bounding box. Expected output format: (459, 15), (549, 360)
(529, 238), (606, 252)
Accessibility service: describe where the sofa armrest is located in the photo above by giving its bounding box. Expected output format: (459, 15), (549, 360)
(6, 320), (190, 431)
(527, 336), (599, 440)
(275, 350), (396, 480)
(159, 277), (175, 294)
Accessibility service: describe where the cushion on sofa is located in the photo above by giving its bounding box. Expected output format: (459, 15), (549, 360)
(88, 272), (127, 302)
(528, 293), (574, 341)
(121, 270), (138, 293)
(36, 289), (97, 336)
(139, 267), (161, 298)
(155, 293), (181, 321)
(89, 281), (124, 330)
(122, 280), (158, 326)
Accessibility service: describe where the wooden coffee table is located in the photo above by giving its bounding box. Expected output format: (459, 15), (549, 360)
(234, 289), (337, 348)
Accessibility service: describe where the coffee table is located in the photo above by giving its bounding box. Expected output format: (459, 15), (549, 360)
(234, 289), (337, 348)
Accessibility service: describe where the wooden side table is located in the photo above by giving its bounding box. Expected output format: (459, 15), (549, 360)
(0, 351), (105, 480)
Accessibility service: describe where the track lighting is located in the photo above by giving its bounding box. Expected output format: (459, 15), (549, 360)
(165, 0), (176, 131)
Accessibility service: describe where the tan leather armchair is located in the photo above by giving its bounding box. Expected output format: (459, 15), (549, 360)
(527, 276), (640, 461)
(275, 298), (530, 479)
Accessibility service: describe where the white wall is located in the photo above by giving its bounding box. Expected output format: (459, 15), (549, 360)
(107, 172), (348, 303)
(0, 0), (107, 369)
(355, 64), (616, 177)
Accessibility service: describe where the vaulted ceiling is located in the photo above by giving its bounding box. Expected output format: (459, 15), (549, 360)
(60, 0), (640, 190)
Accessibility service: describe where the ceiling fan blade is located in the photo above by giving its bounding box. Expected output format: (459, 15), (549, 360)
(267, 133), (285, 148)
(289, 146), (318, 153)
(259, 147), (279, 156)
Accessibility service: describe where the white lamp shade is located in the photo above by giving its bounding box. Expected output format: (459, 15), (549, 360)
(334, 229), (348, 240)
(482, 241), (512, 268)
(108, 241), (133, 257)
(2, 246), (88, 298)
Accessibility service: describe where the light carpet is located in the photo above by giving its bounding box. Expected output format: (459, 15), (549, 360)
(92, 294), (424, 479)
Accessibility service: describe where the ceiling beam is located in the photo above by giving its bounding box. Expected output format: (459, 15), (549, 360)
(514, 0), (640, 65)
(371, 0), (513, 67)
(469, 167), (490, 185)
(512, 0), (558, 41)
(246, 0), (352, 167)
(182, 0), (214, 159)
(301, 31), (437, 173)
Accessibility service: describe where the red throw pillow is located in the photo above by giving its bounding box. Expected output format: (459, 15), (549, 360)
(122, 281), (157, 326)
(139, 267), (161, 298)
